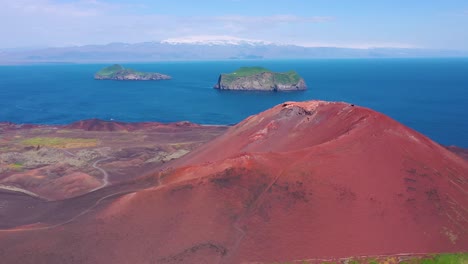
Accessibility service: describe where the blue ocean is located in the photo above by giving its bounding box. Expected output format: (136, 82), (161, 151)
(0, 59), (467, 147)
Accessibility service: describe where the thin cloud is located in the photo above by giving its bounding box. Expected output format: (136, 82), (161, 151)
(0, 0), (417, 50)
(298, 41), (418, 49)
(4, 0), (137, 17)
(5, 0), (100, 17)
(1, 0), (336, 47)
(161, 15), (335, 40)
(216, 15), (334, 24)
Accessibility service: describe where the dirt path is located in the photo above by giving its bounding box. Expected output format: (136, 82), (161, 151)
(0, 185), (43, 200)
(92, 157), (111, 187)
(0, 156), (141, 233)
(0, 188), (139, 233)
(61, 149), (76, 157)
(0, 153), (111, 204)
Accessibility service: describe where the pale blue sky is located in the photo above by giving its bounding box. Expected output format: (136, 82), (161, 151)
(1, 0), (468, 49)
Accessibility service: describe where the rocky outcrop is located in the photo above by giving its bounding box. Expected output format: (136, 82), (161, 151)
(214, 67), (307, 91)
(94, 64), (171, 81)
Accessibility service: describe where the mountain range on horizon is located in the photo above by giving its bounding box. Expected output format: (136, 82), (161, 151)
(1, 36), (467, 64)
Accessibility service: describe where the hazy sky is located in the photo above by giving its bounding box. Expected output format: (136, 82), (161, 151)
(1, 0), (468, 49)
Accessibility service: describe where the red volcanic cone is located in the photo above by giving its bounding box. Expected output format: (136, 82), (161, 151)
(0, 101), (466, 264)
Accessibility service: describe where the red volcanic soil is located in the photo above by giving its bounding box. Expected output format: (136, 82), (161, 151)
(65, 118), (201, 131)
(1, 168), (101, 200)
(0, 122), (40, 130)
(0, 101), (466, 264)
(1, 119), (201, 132)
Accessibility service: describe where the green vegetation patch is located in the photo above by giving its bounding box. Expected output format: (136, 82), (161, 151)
(230, 66), (272, 77)
(7, 162), (23, 170)
(270, 253), (468, 264)
(221, 67), (301, 85)
(95, 64), (150, 78)
(273, 70), (301, 84)
(96, 64), (125, 76)
(21, 137), (98, 149)
(365, 254), (468, 264)
(418, 253), (468, 264)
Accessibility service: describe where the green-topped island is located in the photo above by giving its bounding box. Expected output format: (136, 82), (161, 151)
(94, 64), (171, 81)
(214, 66), (307, 91)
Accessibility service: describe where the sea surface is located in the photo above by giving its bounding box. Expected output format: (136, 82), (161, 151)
(0, 59), (467, 147)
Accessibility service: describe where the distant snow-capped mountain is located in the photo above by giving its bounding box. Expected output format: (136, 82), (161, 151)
(0, 38), (467, 63)
(161, 35), (274, 46)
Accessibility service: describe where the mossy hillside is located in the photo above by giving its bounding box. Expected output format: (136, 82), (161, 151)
(230, 67), (272, 77)
(274, 70), (301, 84)
(95, 64), (125, 77)
(95, 64), (171, 80)
(220, 67), (301, 85)
(416, 254), (468, 264)
(21, 137), (98, 149)
(270, 253), (468, 264)
(96, 64), (146, 78)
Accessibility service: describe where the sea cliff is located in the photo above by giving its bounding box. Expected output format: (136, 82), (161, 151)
(214, 67), (307, 91)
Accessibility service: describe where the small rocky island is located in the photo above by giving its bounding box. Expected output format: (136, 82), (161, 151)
(214, 67), (307, 91)
(94, 64), (171, 81)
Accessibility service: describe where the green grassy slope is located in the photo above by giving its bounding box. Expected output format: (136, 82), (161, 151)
(273, 70), (301, 84)
(272, 253), (468, 264)
(220, 67), (301, 85)
(95, 64), (125, 76)
(230, 66), (272, 77)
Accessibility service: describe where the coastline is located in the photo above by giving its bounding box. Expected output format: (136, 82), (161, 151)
(1, 60), (467, 147)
